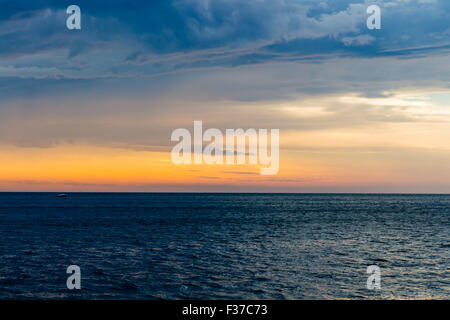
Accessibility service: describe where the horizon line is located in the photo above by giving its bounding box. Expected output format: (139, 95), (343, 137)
(1, 191), (450, 195)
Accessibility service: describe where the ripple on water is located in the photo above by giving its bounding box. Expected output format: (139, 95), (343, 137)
(0, 193), (448, 299)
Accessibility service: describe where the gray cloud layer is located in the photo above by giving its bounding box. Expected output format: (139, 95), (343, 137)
(0, 0), (449, 150)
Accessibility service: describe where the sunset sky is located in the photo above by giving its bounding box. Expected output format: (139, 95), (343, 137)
(1, 0), (450, 192)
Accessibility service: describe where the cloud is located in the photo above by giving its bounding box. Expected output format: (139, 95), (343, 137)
(341, 34), (376, 46)
(0, 0), (449, 153)
(0, 0), (449, 82)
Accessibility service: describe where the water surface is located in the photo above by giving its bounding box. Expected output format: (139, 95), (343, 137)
(0, 193), (448, 299)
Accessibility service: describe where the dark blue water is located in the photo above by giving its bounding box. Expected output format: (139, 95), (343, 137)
(0, 193), (448, 299)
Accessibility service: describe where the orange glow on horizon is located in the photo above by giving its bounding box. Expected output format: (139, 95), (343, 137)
(1, 141), (450, 192)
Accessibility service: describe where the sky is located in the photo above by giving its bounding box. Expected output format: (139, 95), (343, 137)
(0, 0), (449, 192)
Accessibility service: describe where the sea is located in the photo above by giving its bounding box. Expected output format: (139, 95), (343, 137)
(0, 193), (448, 299)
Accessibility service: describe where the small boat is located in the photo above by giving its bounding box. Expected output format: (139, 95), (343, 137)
(56, 193), (67, 198)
